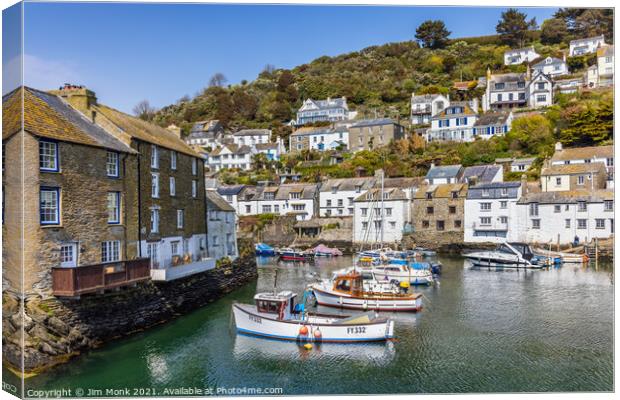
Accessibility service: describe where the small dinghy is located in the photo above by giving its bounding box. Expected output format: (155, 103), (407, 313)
(313, 244), (343, 257)
(233, 291), (395, 342)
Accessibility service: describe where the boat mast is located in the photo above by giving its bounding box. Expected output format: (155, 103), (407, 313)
(380, 169), (385, 248)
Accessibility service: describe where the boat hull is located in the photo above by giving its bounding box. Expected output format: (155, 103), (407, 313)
(372, 270), (434, 285)
(464, 254), (542, 269)
(233, 304), (394, 342)
(311, 286), (423, 312)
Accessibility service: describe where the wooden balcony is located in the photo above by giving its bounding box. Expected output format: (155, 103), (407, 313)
(52, 258), (151, 297)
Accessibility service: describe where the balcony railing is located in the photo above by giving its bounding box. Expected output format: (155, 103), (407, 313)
(52, 258), (151, 297)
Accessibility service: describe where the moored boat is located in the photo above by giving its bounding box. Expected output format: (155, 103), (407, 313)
(371, 262), (434, 286)
(255, 243), (276, 256)
(532, 247), (589, 264)
(463, 242), (543, 269)
(310, 270), (423, 312)
(278, 248), (314, 262)
(233, 291), (395, 342)
(313, 244), (343, 257)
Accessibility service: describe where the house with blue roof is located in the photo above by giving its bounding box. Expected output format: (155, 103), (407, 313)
(425, 164), (464, 185)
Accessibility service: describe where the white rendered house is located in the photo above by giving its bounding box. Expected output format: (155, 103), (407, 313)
(464, 182), (522, 243)
(353, 188), (412, 244)
(206, 190), (238, 261)
(426, 102), (479, 142)
(319, 177), (375, 217)
(410, 93), (450, 125)
(569, 35), (606, 57)
(504, 46), (540, 65)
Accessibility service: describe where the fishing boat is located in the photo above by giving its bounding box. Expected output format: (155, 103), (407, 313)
(313, 244), (343, 257)
(371, 262), (434, 286)
(255, 243), (276, 257)
(232, 291), (395, 342)
(278, 248), (314, 262)
(310, 270), (423, 312)
(463, 242), (543, 269)
(533, 247), (589, 264)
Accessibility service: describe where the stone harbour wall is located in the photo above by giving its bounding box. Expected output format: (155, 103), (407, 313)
(2, 256), (257, 374)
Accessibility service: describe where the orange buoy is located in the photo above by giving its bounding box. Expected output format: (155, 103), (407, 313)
(299, 325), (309, 335)
(313, 329), (322, 339)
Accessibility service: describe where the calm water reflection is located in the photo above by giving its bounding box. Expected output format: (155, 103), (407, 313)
(19, 255), (613, 395)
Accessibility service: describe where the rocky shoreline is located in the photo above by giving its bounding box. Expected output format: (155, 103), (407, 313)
(2, 256), (258, 376)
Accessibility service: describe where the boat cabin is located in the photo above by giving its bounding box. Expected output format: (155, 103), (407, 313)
(500, 242), (534, 261)
(332, 272), (364, 296)
(254, 291), (297, 320)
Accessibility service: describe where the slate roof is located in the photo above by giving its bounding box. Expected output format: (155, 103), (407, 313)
(275, 184), (318, 200)
(380, 177), (424, 189)
(463, 165), (503, 183)
(217, 185), (246, 196)
(209, 144), (252, 156)
(433, 104), (476, 118)
(474, 112), (511, 127)
(411, 94), (443, 104)
(597, 45), (614, 57)
(512, 158), (535, 166)
(469, 181), (521, 189)
(570, 35), (605, 45)
(414, 183), (467, 199)
(302, 98), (348, 111)
(532, 57), (566, 68)
(518, 189), (613, 205)
(541, 163), (607, 176)
(551, 145), (613, 162)
(187, 120), (224, 139)
(93, 104), (201, 157)
(320, 177), (375, 192)
(255, 143), (278, 151)
(350, 118), (398, 128)
(354, 187), (408, 202)
(233, 129), (271, 137)
(425, 165), (463, 180)
(489, 72), (527, 84)
(505, 46), (536, 54)
(3, 87), (135, 154)
(290, 127), (332, 137)
(205, 190), (235, 212)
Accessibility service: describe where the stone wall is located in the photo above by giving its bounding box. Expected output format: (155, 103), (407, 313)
(2, 256), (257, 374)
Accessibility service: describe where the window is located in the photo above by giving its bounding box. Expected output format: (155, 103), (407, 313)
(436, 220), (445, 231)
(454, 220), (462, 228)
(389, 221), (396, 229)
(595, 219), (605, 229)
(426, 206), (434, 215)
(326, 200), (332, 207)
(500, 188), (508, 196)
(481, 189), (490, 197)
(529, 203), (539, 217)
(500, 216), (508, 224)
(565, 219), (571, 228)
(606, 157), (613, 167)
(151, 173), (160, 198)
(274, 204), (280, 213)
(386, 208), (392, 216)
(290, 192), (301, 199)
(192, 158), (198, 175)
(577, 219), (587, 229)
(480, 217), (491, 226)
(362, 222), (368, 230)
(537, 82), (546, 90)
(177, 209), (184, 229)
(39, 140), (59, 171)
(168, 177), (176, 196)
(171, 241), (180, 256)
(536, 95), (547, 102)
(60, 244), (77, 267)
(577, 175), (585, 185)
(452, 191), (458, 199)
(245, 205), (251, 213)
(40, 187), (60, 225)
(171, 151), (177, 170)
(150, 209), (159, 233)
(578, 201), (587, 212)
(101, 241), (120, 262)
(212, 235), (219, 247)
(264, 192), (275, 200)
(355, 185), (362, 193)
(426, 192), (432, 200)
(480, 203), (491, 211)
(107, 192), (121, 224)
(151, 145), (159, 169)
(605, 200), (613, 211)
(292, 204), (305, 211)
(106, 151), (119, 177)
(554, 205), (561, 213)
(532, 219), (540, 229)
(422, 220), (429, 228)
(331, 187), (337, 194)
(192, 180), (198, 198)
(262, 205), (272, 213)
(361, 208), (368, 217)
(337, 199), (343, 207)
(500, 201), (507, 209)
(556, 177), (562, 186)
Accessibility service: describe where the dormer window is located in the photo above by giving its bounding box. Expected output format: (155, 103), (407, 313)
(495, 83), (505, 90)
(355, 185), (362, 193)
(290, 192), (300, 199)
(331, 186), (338, 194)
(426, 192), (432, 200)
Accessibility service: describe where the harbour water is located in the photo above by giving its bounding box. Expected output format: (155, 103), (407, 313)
(17, 255), (613, 395)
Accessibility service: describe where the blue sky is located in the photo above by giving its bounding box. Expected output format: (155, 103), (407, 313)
(5, 3), (558, 113)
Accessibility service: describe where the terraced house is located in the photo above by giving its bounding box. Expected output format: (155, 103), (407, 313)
(2, 87), (147, 297)
(52, 84), (209, 282)
(348, 118), (406, 151)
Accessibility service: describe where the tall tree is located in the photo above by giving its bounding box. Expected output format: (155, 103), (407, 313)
(554, 8), (613, 40)
(496, 8), (537, 47)
(132, 100), (156, 121)
(540, 18), (569, 44)
(415, 20), (451, 49)
(208, 72), (227, 88)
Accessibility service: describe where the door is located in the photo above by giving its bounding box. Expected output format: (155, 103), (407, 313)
(147, 242), (160, 268)
(60, 243), (78, 268)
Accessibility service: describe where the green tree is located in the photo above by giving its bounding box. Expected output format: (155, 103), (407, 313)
(540, 18), (569, 44)
(496, 8), (537, 47)
(555, 8), (613, 39)
(415, 20), (451, 49)
(506, 115), (554, 156)
(556, 98), (613, 146)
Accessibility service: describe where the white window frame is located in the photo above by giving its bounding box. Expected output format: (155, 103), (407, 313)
(101, 240), (120, 263)
(192, 158), (197, 175)
(60, 243), (77, 268)
(39, 140), (59, 172)
(150, 209), (160, 233)
(170, 177), (176, 196)
(152, 173), (160, 198)
(107, 191), (121, 224)
(177, 209), (184, 229)
(106, 151), (119, 177)
(171, 150), (177, 170)
(151, 144), (159, 169)
(192, 180), (198, 198)
(40, 187), (60, 225)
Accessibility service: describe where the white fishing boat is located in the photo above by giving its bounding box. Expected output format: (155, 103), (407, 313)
(233, 291), (395, 342)
(310, 270), (423, 312)
(533, 247), (588, 264)
(463, 242), (543, 269)
(371, 263), (434, 286)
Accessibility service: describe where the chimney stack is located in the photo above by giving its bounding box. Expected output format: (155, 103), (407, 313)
(167, 124), (182, 138)
(520, 174), (528, 195)
(51, 84), (97, 115)
(555, 142), (563, 152)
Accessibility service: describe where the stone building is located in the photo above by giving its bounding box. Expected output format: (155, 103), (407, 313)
(205, 190), (238, 261)
(51, 84), (210, 281)
(540, 163), (607, 192)
(348, 118), (405, 152)
(2, 87), (142, 296)
(410, 183), (468, 247)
